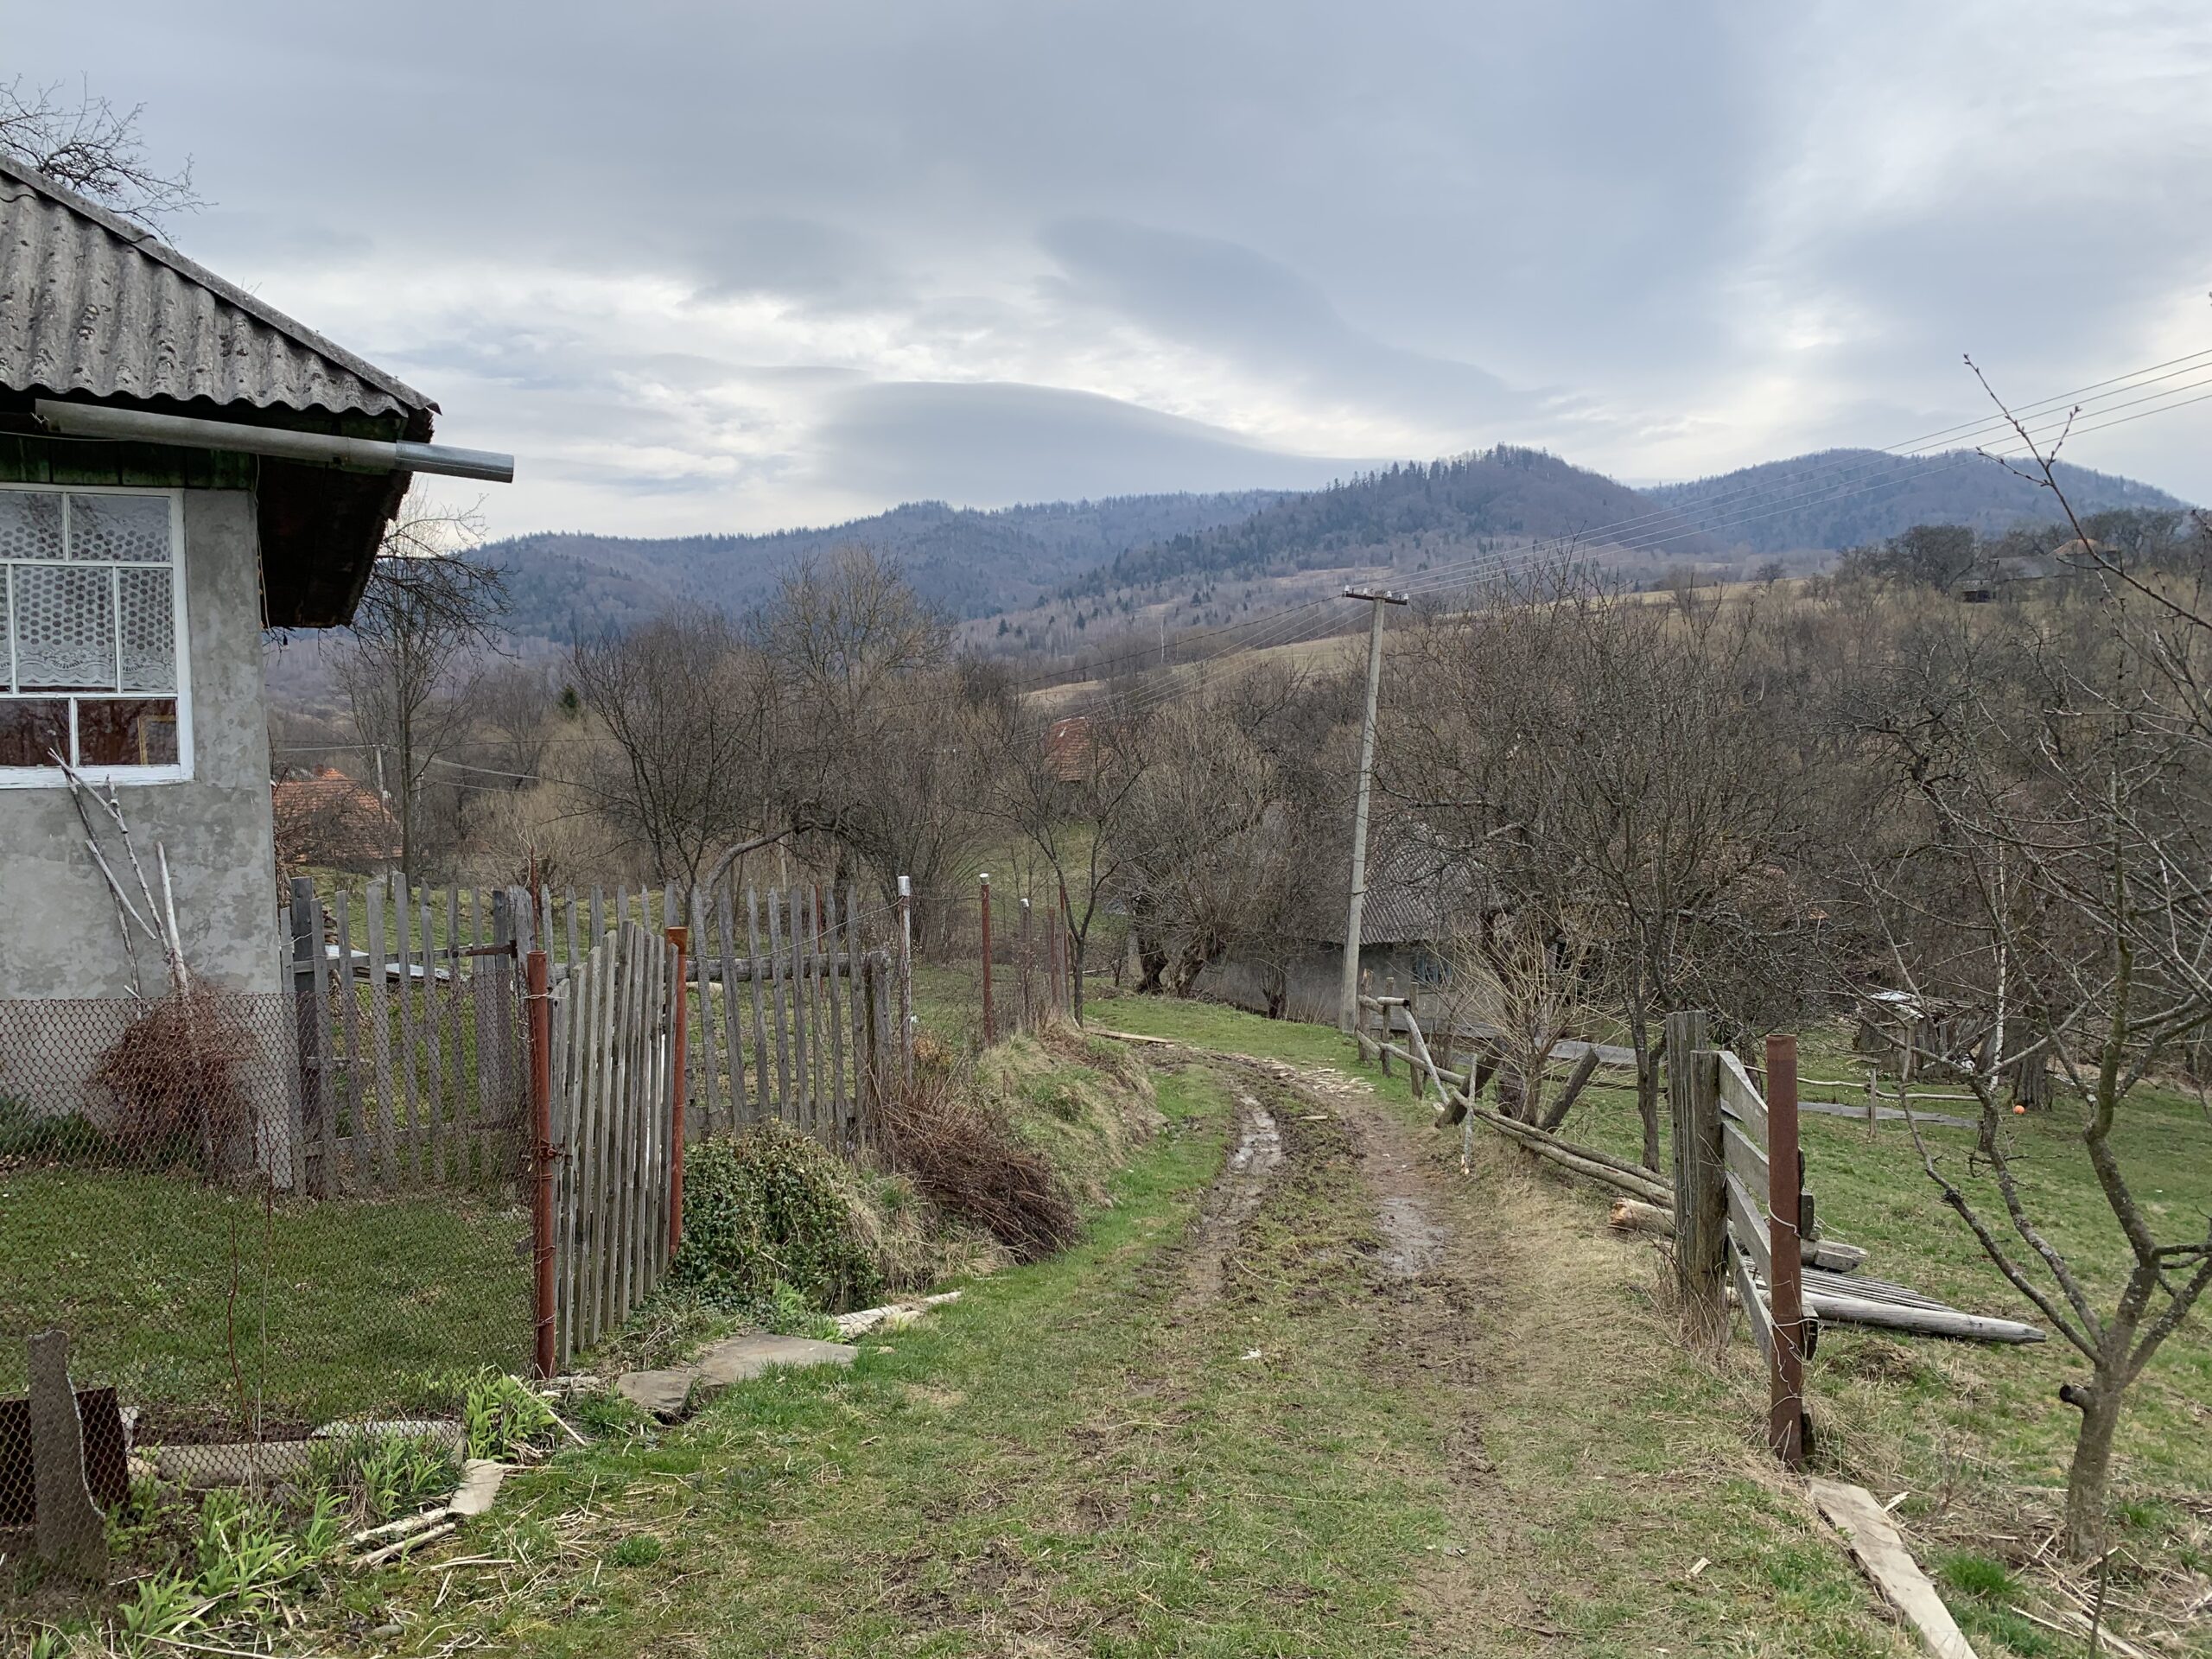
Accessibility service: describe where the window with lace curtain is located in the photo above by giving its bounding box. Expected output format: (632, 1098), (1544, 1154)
(0, 486), (189, 782)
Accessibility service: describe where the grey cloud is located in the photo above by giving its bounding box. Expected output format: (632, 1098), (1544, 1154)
(1041, 217), (1524, 428)
(809, 381), (1365, 505)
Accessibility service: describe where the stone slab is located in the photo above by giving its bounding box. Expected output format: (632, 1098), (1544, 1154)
(448, 1458), (510, 1517)
(617, 1333), (859, 1421)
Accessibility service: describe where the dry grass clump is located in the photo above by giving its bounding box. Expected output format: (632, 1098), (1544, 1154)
(876, 1050), (1079, 1264)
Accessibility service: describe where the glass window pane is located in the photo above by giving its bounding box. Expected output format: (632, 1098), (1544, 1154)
(77, 696), (180, 766)
(0, 698), (69, 767)
(68, 493), (170, 562)
(12, 564), (115, 690)
(0, 490), (64, 561)
(118, 566), (176, 693)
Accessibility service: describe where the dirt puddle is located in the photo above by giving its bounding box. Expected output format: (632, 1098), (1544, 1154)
(1186, 1090), (1283, 1297)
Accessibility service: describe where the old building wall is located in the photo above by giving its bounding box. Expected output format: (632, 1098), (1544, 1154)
(0, 489), (280, 999)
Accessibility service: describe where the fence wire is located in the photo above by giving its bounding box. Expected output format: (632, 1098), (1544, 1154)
(0, 988), (531, 1535)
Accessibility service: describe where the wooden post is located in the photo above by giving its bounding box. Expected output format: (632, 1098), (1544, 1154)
(286, 876), (327, 1196)
(1765, 1033), (1807, 1465)
(1666, 1009), (1726, 1351)
(1019, 896), (1034, 1033)
(526, 947), (556, 1380)
(896, 874), (915, 1083)
(978, 872), (995, 1046)
(665, 925), (688, 1259)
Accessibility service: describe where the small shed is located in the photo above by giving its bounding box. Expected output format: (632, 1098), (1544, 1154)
(0, 156), (507, 1000)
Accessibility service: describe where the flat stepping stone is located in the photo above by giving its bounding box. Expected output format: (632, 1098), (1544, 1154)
(617, 1333), (858, 1421)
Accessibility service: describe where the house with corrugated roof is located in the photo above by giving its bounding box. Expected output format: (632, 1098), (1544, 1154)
(0, 156), (509, 999)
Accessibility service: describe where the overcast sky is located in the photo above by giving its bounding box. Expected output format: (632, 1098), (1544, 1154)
(9, 2), (2211, 537)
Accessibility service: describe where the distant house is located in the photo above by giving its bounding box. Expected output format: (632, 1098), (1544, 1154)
(271, 766), (402, 871)
(1194, 831), (1484, 1020)
(0, 155), (508, 999)
(1046, 715), (1094, 783)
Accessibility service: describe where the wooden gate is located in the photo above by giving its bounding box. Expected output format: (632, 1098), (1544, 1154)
(544, 918), (681, 1368)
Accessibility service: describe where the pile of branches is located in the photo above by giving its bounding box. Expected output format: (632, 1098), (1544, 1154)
(89, 988), (255, 1171)
(875, 1065), (1077, 1262)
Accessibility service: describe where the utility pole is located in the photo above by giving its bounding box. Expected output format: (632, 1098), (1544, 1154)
(1338, 585), (1408, 1033)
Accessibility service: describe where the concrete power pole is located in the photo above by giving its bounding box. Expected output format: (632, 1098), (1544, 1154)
(1338, 586), (1408, 1032)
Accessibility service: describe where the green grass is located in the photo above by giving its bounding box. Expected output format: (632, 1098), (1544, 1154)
(0, 1166), (527, 1434)
(311, 1024), (1918, 1656)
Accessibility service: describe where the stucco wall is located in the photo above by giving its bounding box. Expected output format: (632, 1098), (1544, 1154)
(0, 489), (279, 999)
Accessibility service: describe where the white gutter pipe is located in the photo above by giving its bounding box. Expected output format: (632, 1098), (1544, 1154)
(33, 398), (514, 484)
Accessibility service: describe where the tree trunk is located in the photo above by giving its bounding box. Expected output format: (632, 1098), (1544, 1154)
(1135, 934), (1166, 995)
(1070, 930), (1087, 1024)
(2063, 1376), (2124, 1560)
(1630, 1006), (1662, 1172)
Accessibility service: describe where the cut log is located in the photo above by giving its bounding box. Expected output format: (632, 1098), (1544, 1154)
(1608, 1197), (1674, 1236)
(1810, 1480), (1980, 1659)
(1805, 1289), (2043, 1344)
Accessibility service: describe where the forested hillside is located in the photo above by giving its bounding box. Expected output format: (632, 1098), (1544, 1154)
(483, 492), (1286, 644)
(1066, 447), (1713, 602)
(1646, 448), (2186, 554)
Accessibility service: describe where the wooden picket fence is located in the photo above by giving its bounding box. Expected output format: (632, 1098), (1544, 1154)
(544, 918), (681, 1366)
(507, 880), (906, 1148)
(286, 874), (529, 1198)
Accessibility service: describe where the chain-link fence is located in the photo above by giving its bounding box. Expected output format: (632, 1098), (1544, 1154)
(0, 984), (531, 1534)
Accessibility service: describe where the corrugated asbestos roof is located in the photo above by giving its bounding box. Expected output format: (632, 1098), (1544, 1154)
(0, 155), (434, 423)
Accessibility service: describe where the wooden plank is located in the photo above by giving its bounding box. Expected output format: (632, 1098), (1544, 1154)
(762, 891), (789, 1122)
(1726, 1170), (1772, 1281)
(1665, 1015), (1726, 1343)
(391, 876), (421, 1180)
(332, 887), (356, 1193)
(823, 888), (849, 1141)
(548, 976), (575, 1370)
(690, 886), (720, 1137)
(717, 884), (746, 1128)
(611, 923), (638, 1326)
(1805, 1290), (2044, 1344)
(565, 887), (580, 975)
(747, 889), (772, 1123)
(588, 921), (618, 1347)
(847, 884), (867, 1141)
(1732, 1243), (1777, 1366)
(423, 889), (447, 1185)
(1721, 1119), (1769, 1195)
(364, 883), (394, 1186)
(798, 887), (822, 1135)
(1716, 1049), (1769, 1147)
(1808, 1482), (1981, 1659)
(288, 877), (322, 1197)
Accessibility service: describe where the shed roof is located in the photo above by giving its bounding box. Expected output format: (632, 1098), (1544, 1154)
(0, 156), (433, 422)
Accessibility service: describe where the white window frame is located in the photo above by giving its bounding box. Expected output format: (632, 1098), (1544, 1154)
(0, 482), (193, 787)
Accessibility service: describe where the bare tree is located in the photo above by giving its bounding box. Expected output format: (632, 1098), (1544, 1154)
(569, 609), (779, 899)
(334, 493), (505, 882)
(1846, 381), (2212, 1558)
(978, 698), (1152, 1022)
(1436, 907), (1593, 1128)
(1387, 569), (1815, 1169)
(0, 75), (203, 233)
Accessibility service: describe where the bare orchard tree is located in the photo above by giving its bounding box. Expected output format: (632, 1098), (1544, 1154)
(977, 697), (1153, 1022)
(1435, 906), (1595, 1128)
(569, 608), (780, 900)
(0, 75), (203, 233)
(1385, 568), (1814, 1169)
(334, 493), (505, 883)
(1850, 400), (2212, 1559)
(748, 546), (988, 935)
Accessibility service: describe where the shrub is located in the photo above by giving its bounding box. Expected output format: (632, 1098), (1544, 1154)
(86, 990), (255, 1170)
(669, 1124), (883, 1313)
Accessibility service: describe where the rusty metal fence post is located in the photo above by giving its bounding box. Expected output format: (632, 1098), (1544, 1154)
(1764, 1033), (1807, 1465)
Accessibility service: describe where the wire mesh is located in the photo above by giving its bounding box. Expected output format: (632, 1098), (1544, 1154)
(0, 986), (531, 1538)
